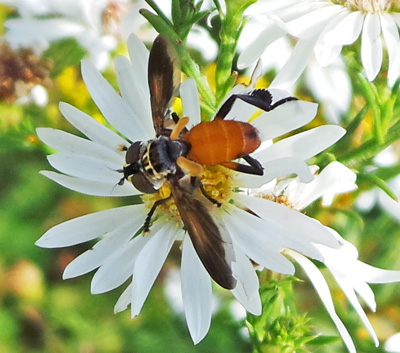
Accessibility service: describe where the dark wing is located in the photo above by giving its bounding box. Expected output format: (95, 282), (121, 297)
(169, 179), (236, 290)
(148, 35), (181, 135)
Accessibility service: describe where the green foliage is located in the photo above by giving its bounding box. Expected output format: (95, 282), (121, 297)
(42, 38), (87, 78)
(247, 276), (320, 353)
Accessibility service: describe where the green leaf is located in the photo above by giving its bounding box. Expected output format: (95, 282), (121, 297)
(357, 74), (383, 144)
(358, 173), (398, 201)
(145, 0), (174, 28)
(41, 38), (87, 78)
(140, 9), (179, 41)
(375, 164), (400, 182)
(171, 1), (209, 39)
(308, 335), (340, 346)
(381, 78), (400, 133)
(339, 119), (400, 165)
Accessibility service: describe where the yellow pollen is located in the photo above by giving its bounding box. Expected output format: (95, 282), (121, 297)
(101, 1), (131, 37)
(198, 165), (236, 205)
(259, 193), (294, 209)
(140, 165), (237, 228)
(332, 0), (398, 13)
(140, 183), (180, 226)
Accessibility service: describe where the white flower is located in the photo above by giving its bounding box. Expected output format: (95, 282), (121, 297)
(240, 0), (400, 87)
(248, 161), (400, 353)
(2, 0), (150, 70)
(386, 332), (400, 352)
(286, 238), (400, 353)
(249, 161), (357, 209)
(238, 10), (352, 122)
(36, 33), (346, 344)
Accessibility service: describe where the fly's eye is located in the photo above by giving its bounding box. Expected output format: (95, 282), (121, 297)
(125, 141), (142, 164)
(130, 172), (158, 194)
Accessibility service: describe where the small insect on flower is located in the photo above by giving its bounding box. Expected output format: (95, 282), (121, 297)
(118, 35), (297, 290)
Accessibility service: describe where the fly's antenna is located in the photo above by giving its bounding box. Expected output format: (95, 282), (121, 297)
(104, 164), (126, 197)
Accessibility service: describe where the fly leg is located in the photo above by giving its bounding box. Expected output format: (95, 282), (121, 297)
(190, 176), (222, 207)
(221, 154), (263, 175)
(215, 89), (298, 120)
(144, 195), (172, 232)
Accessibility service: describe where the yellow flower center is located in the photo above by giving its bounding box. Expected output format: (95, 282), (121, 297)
(259, 194), (295, 209)
(101, 1), (131, 37)
(140, 165), (236, 228)
(333, 0), (399, 13)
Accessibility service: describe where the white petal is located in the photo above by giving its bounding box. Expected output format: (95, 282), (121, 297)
(285, 249), (357, 353)
(47, 153), (122, 182)
(238, 156), (313, 188)
(114, 55), (154, 136)
(230, 245), (261, 315)
(36, 205), (141, 247)
(270, 37), (317, 90)
(354, 262), (400, 284)
(181, 236), (212, 344)
(385, 332), (400, 352)
(256, 125), (346, 163)
(380, 13), (400, 86)
(238, 19), (287, 69)
(222, 95), (260, 123)
(253, 100), (318, 141)
(180, 79), (201, 126)
(312, 8), (351, 66)
(323, 11), (364, 45)
(361, 13), (382, 81)
(238, 195), (339, 256)
(224, 207), (295, 274)
(187, 24), (218, 61)
(393, 13), (400, 27)
(314, 42), (343, 67)
(37, 128), (124, 164)
(39, 170), (137, 196)
(81, 60), (151, 142)
(305, 56), (352, 122)
(114, 283), (132, 313)
(127, 33), (149, 84)
(286, 5), (343, 38)
(131, 226), (177, 317)
(91, 233), (150, 294)
(5, 18), (84, 43)
(293, 161), (357, 209)
(330, 272), (378, 346)
(59, 102), (127, 150)
(63, 214), (147, 279)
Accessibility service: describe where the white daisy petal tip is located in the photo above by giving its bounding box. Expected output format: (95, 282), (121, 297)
(130, 227), (177, 318)
(385, 332), (400, 352)
(181, 236), (212, 344)
(35, 234), (51, 248)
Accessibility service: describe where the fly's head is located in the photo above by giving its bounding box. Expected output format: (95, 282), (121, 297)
(119, 141), (161, 194)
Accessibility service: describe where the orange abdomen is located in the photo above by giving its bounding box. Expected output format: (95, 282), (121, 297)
(183, 120), (261, 165)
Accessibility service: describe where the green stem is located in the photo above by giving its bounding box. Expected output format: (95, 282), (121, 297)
(358, 73), (383, 144)
(338, 120), (400, 165)
(215, 1), (256, 104)
(215, 15), (241, 103)
(178, 47), (216, 118)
